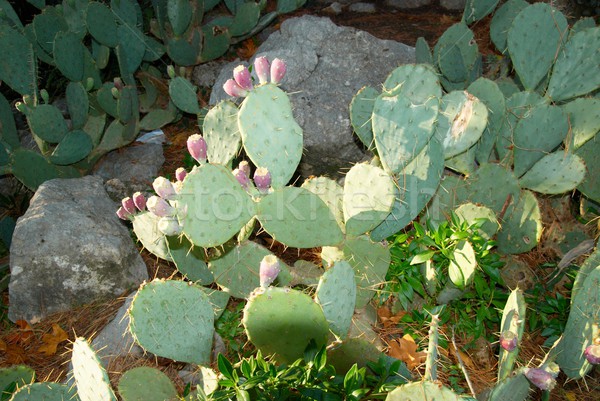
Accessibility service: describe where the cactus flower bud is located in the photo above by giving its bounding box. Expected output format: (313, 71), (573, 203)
(584, 344), (600, 365)
(223, 79), (248, 98)
(254, 56), (270, 84)
(500, 330), (518, 352)
(152, 176), (177, 200)
(524, 367), (557, 391)
(253, 167), (271, 194)
(157, 216), (183, 236)
(233, 65), (253, 91)
(121, 197), (136, 215)
(187, 134), (207, 164)
(270, 58), (287, 84)
(167, 65), (176, 79)
(132, 192), (146, 211)
(233, 168), (250, 189)
(116, 206), (131, 220)
(175, 167), (187, 182)
(238, 160), (251, 178)
(259, 255), (280, 288)
(147, 196), (176, 217)
(113, 77), (124, 90)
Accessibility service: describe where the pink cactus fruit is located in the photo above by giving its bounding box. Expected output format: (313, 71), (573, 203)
(132, 192), (146, 211)
(233, 65), (253, 91)
(524, 366), (558, 391)
(223, 79), (248, 98)
(187, 134), (207, 164)
(253, 167), (271, 194)
(157, 217), (183, 236)
(233, 168), (250, 189)
(254, 56), (270, 84)
(116, 206), (131, 221)
(500, 330), (518, 352)
(121, 197), (136, 215)
(270, 58), (287, 84)
(238, 160), (251, 177)
(584, 343), (600, 365)
(146, 196), (176, 217)
(152, 176), (177, 200)
(259, 255), (281, 288)
(175, 167), (187, 182)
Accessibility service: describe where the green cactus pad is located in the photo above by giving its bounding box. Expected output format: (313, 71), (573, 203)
(496, 190), (542, 254)
(167, 236), (213, 285)
(372, 93), (438, 174)
(350, 86), (379, 150)
(435, 90), (488, 159)
(229, 2), (261, 37)
(315, 261), (356, 339)
(497, 289), (526, 381)
(27, 104), (69, 144)
(118, 366), (177, 401)
(209, 241), (284, 299)
(288, 260), (324, 287)
(385, 381), (461, 401)
(203, 100), (241, 165)
(257, 186), (344, 248)
(139, 105), (179, 131)
(32, 8), (68, 55)
(166, 34), (202, 66)
(110, 0), (141, 29)
(116, 25), (146, 81)
(370, 136), (444, 241)
(507, 3), (568, 91)
(454, 203), (499, 239)
(563, 98), (600, 149)
(200, 25), (231, 62)
(328, 338), (395, 376)
(546, 27), (600, 102)
(116, 86), (139, 124)
(518, 152), (586, 195)
(487, 371), (530, 401)
(343, 163), (395, 237)
(490, 0), (529, 53)
(570, 17), (596, 37)
(238, 84), (303, 188)
(448, 240), (476, 289)
(10, 148), (76, 191)
(49, 129), (93, 165)
(464, 163), (521, 213)
(179, 163), (256, 248)
(129, 279), (215, 365)
(10, 382), (79, 401)
(415, 37), (433, 65)
(243, 287), (329, 365)
(169, 76), (201, 115)
(132, 212), (172, 261)
(382, 64), (442, 107)
(576, 134), (600, 202)
(92, 119), (137, 158)
(66, 82), (89, 130)
(72, 337), (116, 401)
(322, 236), (390, 308)
(463, 0), (500, 24)
(200, 288), (230, 321)
(167, 0), (193, 36)
(53, 31), (85, 82)
(467, 78), (506, 164)
(301, 176), (345, 232)
(0, 93), (19, 149)
(434, 23), (478, 84)
(444, 146), (476, 175)
(96, 83), (119, 118)
(553, 248), (599, 379)
(513, 104), (568, 178)
(0, 365), (35, 396)
(86, 1), (119, 47)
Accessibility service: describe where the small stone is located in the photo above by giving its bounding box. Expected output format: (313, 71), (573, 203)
(349, 2), (377, 13)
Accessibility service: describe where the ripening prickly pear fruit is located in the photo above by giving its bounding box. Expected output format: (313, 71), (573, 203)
(223, 79), (248, 98)
(113, 77), (124, 90)
(153, 177), (177, 200)
(500, 331), (518, 352)
(116, 206), (131, 220)
(132, 192), (146, 211)
(254, 56), (270, 84)
(147, 196), (176, 217)
(238, 160), (251, 177)
(233, 168), (250, 189)
(157, 216), (182, 236)
(167, 65), (176, 79)
(187, 134), (207, 164)
(584, 344), (600, 365)
(259, 255), (280, 288)
(175, 167), (187, 182)
(270, 58), (286, 84)
(524, 364), (558, 391)
(253, 167), (271, 194)
(121, 197), (136, 215)
(233, 65), (253, 91)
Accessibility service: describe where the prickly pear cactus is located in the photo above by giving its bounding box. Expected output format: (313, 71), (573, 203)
(350, 86), (379, 150)
(0, 365), (35, 397)
(315, 261), (356, 339)
(497, 289), (526, 381)
(9, 382), (79, 401)
(203, 100), (241, 166)
(71, 337), (117, 401)
(128, 279), (215, 365)
(243, 287), (329, 364)
(385, 381), (461, 401)
(118, 366), (178, 401)
(486, 371), (530, 401)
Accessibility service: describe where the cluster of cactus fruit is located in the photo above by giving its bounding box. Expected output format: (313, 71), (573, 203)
(0, 0), (306, 190)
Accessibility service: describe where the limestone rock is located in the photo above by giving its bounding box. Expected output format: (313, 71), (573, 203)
(209, 15), (415, 178)
(8, 175), (148, 323)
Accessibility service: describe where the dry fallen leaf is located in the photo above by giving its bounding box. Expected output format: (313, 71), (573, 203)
(3, 344), (29, 364)
(37, 323), (69, 356)
(377, 306), (407, 329)
(450, 342), (475, 370)
(5, 320), (34, 345)
(0, 338), (7, 352)
(387, 334), (427, 370)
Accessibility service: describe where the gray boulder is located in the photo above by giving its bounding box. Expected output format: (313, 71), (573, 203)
(385, 0), (432, 9)
(209, 15), (415, 178)
(8, 175), (148, 323)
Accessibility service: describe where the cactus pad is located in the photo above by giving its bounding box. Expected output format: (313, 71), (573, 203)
(576, 134), (600, 202)
(518, 152), (586, 195)
(350, 86), (379, 150)
(167, 236), (213, 285)
(385, 381), (461, 400)
(0, 365), (35, 395)
(49, 129), (93, 165)
(243, 287), (329, 364)
(301, 176), (345, 232)
(497, 289), (526, 381)
(10, 382), (78, 401)
(0, 24), (36, 96)
(563, 98), (600, 149)
(117, 366), (178, 401)
(169, 76), (201, 115)
(72, 337), (116, 401)
(203, 100), (241, 166)
(487, 371), (530, 401)
(434, 23), (478, 86)
(238, 84), (303, 188)
(27, 104), (69, 144)
(490, 0), (529, 53)
(315, 261), (356, 339)
(496, 190), (542, 254)
(129, 279), (215, 365)
(132, 212), (172, 261)
(448, 240), (476, 289)
(454, 202), (499, 239)
(463, 0), (500, 24)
